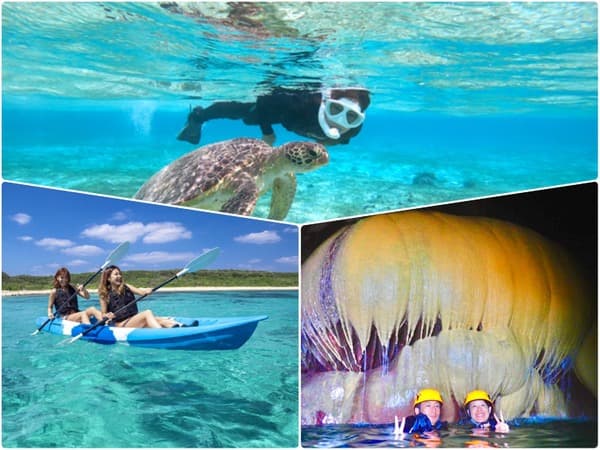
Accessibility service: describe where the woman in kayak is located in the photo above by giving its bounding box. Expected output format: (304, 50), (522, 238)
(395, 388), (448, 435)
(98, 265), (179, 328)
(463, 390), (510, 432)
(47, 267), (103, 324)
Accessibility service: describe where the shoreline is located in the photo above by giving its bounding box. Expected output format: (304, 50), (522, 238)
(1, 286), (298, 297)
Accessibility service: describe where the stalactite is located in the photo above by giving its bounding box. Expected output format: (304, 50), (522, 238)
(301, 211), (595, 424)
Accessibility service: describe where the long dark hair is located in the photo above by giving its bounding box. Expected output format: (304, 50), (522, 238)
(52, 267), (71, 289)
(98, 265), (125, 302)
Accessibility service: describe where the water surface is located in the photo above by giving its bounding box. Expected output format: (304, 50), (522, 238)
(301, 420), (598, 447)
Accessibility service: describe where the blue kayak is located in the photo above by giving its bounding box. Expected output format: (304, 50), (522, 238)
(35, 315), (268, 350)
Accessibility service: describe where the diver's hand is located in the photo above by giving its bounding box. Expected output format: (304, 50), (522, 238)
(494, 411), (510, 433)
(104, 312), (115, 324)
(394, 415), (406, 437)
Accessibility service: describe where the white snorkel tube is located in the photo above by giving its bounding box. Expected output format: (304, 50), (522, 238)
(318, 92), (341, 140)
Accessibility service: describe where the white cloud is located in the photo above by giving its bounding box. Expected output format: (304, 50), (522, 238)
(283, 227), (298, 234)
(111, 211), (129, 221)
(81, 221), (192, 244)
(61, 245), (104, 257)
(36, 238), (74, 249)
(125, 251), (196, 265)
(18, 236), (34, 241)
(248, 258), (262, 264)
(68, 259), (88, 267)
(276, 256), (298, 265)
(143, 222), (192, 244)
(11, 213), (31, 225)
(234, 230), (281, 244)
(81, 222), (147, 243)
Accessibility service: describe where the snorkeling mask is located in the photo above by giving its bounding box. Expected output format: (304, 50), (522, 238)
(318, 95), (365, 139)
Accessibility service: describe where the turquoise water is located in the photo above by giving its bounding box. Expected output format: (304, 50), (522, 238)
(2, 2), (598, 223)
(301, 420), (598, 447)
(2, 290), (298, 448)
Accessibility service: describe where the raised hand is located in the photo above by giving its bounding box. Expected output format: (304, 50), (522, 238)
(394, 415), (406, 437)
(494, 411), (510, 433)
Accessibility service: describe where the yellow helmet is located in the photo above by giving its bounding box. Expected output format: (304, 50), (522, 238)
(464, 390), (492, 407)
(414, 388), (444, 407)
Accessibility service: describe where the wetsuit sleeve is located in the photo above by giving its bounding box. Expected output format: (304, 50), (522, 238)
(256, 90), (321, 139)
(411, 413), (435, 433)
(402, 414), (436, 433)
(434, 420), (448, 431)
(488, 415), (499, 431)
(402, 415), (417, 433)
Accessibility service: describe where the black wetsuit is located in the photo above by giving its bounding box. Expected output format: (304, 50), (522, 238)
(178, 87), (370, 146)
(54, 286), (79, 316)
(467, 416), (499, 430)
(107, 287), (139, 323)
(401, 413), (447, 433)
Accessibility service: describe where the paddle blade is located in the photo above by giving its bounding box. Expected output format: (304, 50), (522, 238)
(101, 241), (130, 269)
(176, 248), (220, 277)
(69, 333), (84, 344)
(32, 317), (52, 335)
(57, 336), (74, 346)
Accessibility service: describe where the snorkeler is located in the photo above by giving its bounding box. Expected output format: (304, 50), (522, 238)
(394, 388), (448, 435)
(176, 86), (370, 146)
(463, 390), (510, 432)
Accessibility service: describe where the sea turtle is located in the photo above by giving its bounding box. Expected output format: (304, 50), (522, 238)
(134, 138), (329, 220)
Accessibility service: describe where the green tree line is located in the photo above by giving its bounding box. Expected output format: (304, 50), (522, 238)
(2, 270), (298, 291)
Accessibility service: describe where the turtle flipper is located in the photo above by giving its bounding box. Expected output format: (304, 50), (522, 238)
(221, 176), (260, 216)
(268, 173), (296, 221)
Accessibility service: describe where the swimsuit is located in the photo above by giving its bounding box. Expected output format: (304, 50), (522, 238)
(54, 286), (79, 316)
(107, 287), (139, 323)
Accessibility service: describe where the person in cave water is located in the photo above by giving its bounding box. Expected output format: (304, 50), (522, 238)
(395, 388), (448, 435)
(461, 390), (510, 433)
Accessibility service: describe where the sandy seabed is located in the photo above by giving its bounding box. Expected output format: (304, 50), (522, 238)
(2, 286), (297, 297)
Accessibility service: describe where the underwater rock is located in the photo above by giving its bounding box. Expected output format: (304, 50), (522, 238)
(412, 171), (438, 186)
(463, 179), (477, 189)
(301, 211), (596, 425)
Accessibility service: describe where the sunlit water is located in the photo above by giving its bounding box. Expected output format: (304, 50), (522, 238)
(301, 420), (598, 448)
(2, 2), (598, 224)
(2, 291), (298, 448)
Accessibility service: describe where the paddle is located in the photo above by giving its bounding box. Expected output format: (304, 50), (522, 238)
(68, 247), (220, 344)
(32, 241), (131, 335)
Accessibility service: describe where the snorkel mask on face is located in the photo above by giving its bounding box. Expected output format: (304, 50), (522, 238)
(318, 92), (366, 139)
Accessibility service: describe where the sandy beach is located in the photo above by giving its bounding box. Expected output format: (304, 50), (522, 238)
(2, 286), (297, 297)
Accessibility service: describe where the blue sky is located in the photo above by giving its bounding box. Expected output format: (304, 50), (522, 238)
(2, 182), (299, 276)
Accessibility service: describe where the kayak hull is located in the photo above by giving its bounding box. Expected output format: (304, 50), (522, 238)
(35, 315), (268, 350)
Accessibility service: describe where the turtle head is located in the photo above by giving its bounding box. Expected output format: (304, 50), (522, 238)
(280, 142), (329, 172)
